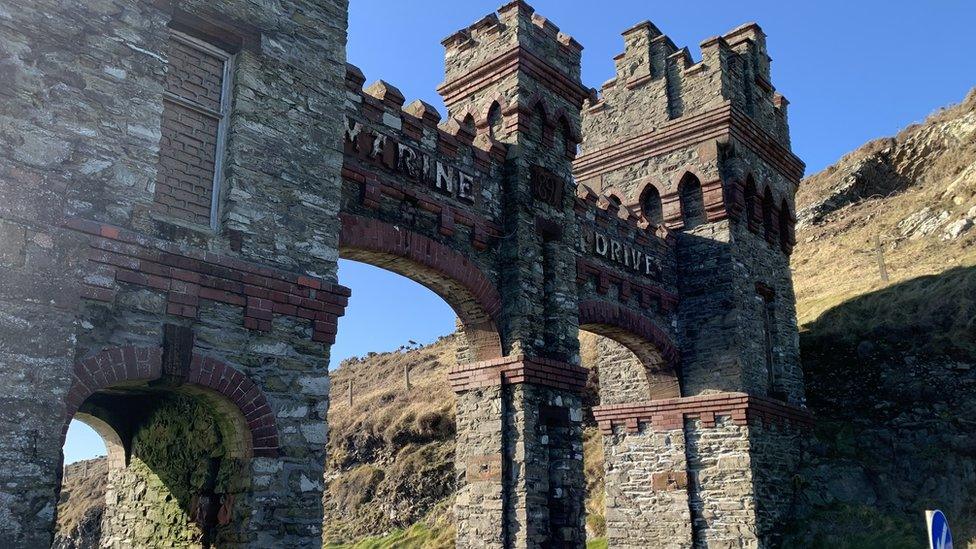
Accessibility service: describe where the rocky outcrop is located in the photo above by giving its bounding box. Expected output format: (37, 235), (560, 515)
(798, 88), (976, 229)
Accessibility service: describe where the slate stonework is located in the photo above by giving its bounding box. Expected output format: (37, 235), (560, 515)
(0, 1), (808, 547)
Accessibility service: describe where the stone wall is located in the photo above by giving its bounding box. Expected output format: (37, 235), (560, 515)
(0, 1), (812, 546)
(0, 0), (349, 546)
(602, 424), (692, 548)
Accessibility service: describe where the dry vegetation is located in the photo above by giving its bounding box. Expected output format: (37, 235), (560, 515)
(792, 88), (976, 328)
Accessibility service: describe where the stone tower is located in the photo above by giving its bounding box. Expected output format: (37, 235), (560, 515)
(438, 2), (592, 546)
(0, 1), (809, 547)
(577, 20), (809, 548)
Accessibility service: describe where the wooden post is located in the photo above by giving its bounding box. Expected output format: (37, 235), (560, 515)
(404, 363), (411, 391)
(874, 234), (889, 282)
(348, 379), (353, 406)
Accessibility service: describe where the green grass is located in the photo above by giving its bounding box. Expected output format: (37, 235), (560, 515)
(586, 538), (608, 549)
(324, 522), (454, 549)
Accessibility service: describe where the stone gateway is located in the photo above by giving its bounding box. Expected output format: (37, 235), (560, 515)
(0, 1), (808, 547)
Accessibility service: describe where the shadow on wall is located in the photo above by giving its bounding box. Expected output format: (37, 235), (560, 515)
(788, 266), (976, 548)
(73, 391), (246, 548)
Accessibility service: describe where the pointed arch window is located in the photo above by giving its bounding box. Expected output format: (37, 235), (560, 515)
(678, 173), (706, 229)
(641, 185), (664, 226)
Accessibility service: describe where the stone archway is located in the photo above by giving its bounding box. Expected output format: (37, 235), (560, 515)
(578, 300), (680, 402)
(338, 213), (504, 363)
(59, 346), (280, 547)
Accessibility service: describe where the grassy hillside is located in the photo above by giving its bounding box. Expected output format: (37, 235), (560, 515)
(792, 88), (976, 327)
(786, 88), (976, 547)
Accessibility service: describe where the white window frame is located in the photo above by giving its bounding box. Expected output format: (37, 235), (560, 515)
(165, 29), (234, 232)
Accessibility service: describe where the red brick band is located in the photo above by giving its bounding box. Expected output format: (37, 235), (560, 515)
(66, 218), (349, 344)
(573, 102), (804, 184)
(437, 45), (590, 110)
(593, 392), (813, 435)
(64, 346), (280, 458)
(578, 300), (679, 367)
(576, 260), (678, 314)
(448, 355), (589, 394)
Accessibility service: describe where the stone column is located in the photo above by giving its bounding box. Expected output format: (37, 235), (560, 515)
(450, 356), (588, 548)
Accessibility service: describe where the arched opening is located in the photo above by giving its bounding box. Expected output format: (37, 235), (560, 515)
(640, 184), (664, 226)
(487, 101), (503, 140)
(762, 186), (776, 243)
(323, 258), (460, 545)
(531, 100), (547, 145)
(577, 301), (681, 546)
(57, 419), (112, 548)
(338, 214), (503, 363)
(744, 175), (759, 231)
(605, 193), (623, 209)
(325, 214), (504, 545)
(678, 172), (706, 229)
(554, 114), (573, 157)
(779, 198), (794, 253)
(57, 350), (261, 549)
(461, 113), (476, 137)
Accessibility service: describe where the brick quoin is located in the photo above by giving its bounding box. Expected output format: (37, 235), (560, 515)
(64, 346), (280, 458)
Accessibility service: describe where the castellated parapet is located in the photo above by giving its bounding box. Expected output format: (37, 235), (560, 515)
(0, 2), (810, 548)
(585, 20), (790, 151)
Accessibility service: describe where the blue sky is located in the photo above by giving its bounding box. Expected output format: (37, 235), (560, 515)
(63, 0), (976, 463)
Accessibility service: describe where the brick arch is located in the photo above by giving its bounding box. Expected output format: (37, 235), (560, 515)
(338, 213), (504, 361)
(63, 346), (279, 458)
(579, 300), (681, 400)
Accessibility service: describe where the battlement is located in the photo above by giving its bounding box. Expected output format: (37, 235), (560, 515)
(584, 19), (791, 153)
(437, 1), (588, 120)
(345, 63), (507, 175)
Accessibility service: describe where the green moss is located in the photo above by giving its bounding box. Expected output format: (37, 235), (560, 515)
(586, 538), (608, 549)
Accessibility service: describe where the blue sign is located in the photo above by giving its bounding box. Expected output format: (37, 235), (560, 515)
(927, 510), (953, 549)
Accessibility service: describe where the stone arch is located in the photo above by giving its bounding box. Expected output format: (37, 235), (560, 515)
(63, 346), (279, 459)
(677, 172), (706, 229)
(578, 300), (680, 401)
(637, 181), (665, 226)
(72, 413), (128, 470)
(338, 213), (504, 362)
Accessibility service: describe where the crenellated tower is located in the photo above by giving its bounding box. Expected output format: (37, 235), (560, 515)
(438, 2), (593, 547)
(579, 19), (809, 549)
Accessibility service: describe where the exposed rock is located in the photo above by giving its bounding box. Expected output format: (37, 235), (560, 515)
(944, 218), (973, 240)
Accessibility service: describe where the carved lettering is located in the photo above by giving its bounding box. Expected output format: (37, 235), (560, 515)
(594, 233), (608, 256)
(344, 115), (480, 205)
(580, 227), (659, 280)
(458, 171), (474, 202)
(435, 161), (455, 194)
